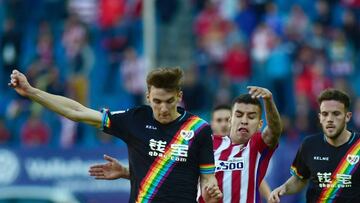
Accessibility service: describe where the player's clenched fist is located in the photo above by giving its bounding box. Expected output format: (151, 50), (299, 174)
(8, 69), (32, 97)
(247, 86), (273, 100)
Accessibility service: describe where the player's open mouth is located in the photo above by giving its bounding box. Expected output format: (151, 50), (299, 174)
(238, 128), (248, 133)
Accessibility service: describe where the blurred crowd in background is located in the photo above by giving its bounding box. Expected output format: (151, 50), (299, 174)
(0, 0), (360, 201)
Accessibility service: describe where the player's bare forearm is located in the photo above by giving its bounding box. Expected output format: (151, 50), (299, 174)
(263, 97), (283, 146)
(269, 176), (308, 203)
(9, 69), (102, 127)
(282, 175), (307, 195)
(29, 88), (102, 127)
(264, 98), (282, 135)
(259, 180), (271, 200)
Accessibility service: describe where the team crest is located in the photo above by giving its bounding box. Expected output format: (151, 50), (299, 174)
(180, 130), (194, 140)
(346, 154), (359, 165)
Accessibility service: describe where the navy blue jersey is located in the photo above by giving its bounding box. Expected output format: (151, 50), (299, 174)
(101, 105), (215, 203)
(291, 132), (360, 202)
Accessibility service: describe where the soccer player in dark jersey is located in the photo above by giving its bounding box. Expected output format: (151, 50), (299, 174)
(269, 88), (360, 203)
(89, 87), (283, 203)
(8, 68), (222, 203)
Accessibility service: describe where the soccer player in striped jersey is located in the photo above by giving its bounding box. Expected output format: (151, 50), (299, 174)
(210, 104), (272, 201)
(269, 89), (360, 203)
(90, 86), (283, 203)
(199, 86), (283, 203)
(9, 68), (222, 203)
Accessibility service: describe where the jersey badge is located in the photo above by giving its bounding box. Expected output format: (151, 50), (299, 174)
(347, 154), (359, 165)
(180, 130), (194, 140)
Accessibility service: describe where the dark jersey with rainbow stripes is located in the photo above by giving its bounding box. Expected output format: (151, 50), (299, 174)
(291, 132), (360, 203)
(101, 105), (215, 203)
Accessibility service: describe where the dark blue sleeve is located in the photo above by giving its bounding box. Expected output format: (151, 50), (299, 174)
(197, 125), (215, 174)
(101, 108), (132, 143)
(290, 141), (311, 180)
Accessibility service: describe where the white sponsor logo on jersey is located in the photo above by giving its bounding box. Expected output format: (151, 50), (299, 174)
(215, 157), (244, 172)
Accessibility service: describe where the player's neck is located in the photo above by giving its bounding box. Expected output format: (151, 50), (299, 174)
(326, 129), (352, 147)
(229, 134), (247, 145)
(169, 112), (181, 122)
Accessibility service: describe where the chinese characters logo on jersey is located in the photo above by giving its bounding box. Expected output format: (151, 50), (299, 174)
(148, 139), (189, 162)
(317, 172), (352, 188)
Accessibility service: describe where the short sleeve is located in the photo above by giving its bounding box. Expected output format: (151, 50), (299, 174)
(100, 108), (131, 142)
(290, 143), (311, 180)
(198, 125), (215, 174)
(251, 132), (278, 154)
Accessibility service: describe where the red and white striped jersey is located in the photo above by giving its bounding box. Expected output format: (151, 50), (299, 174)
(199, 132), (277, 203)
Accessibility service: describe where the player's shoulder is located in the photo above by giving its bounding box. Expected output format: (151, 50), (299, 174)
(183, 108), (209, 125)
(349, 131), (360, 144)
(107, 105), (151, 118)
(213, 135), (229, 141)
(301, 133), (323, 146)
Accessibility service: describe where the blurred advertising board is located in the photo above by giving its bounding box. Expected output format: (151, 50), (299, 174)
(0, 146), (130, 202)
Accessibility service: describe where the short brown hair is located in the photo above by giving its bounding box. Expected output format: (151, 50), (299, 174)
(317, 88), (351, 111)
(146, 67), (183, 92)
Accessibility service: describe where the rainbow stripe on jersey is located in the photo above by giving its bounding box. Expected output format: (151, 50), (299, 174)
(136, 116), (214, 203)
(317, 138), (360, 203)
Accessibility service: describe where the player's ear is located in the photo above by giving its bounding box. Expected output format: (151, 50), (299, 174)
(258, 119), (263, 130)
(177, 91), (183, 102)
(345, 112), (352, 123)
(146, 91), (150, 103)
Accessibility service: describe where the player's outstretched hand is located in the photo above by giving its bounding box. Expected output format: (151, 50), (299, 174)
(203, 184), (223, 203)
(88, 154), (129, 180)
(8, 69), (32, 97)
(268, 185), (286, 203)
(247, 86), (272, 100)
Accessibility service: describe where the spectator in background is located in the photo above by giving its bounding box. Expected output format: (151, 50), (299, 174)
(0, 18), (21, 90)
(264, 36), (292, 114)
(341, 9), (360, 52)
(62, 15), (94, 105)
(223, 41), (251, 92)
(20, 114), (50, 147)
(98, 0), (126, 29)
(327, 28), (354, 78)
(0, 118), (10, 144)
(212, 73), (237, 107)
(120, 47), (147, 106)
(67, 0), (98, 25)
(264, 2), (283, 37)
(233, 0), (257, 39)
(36, 20), (54, 65)
(314, 0), (332, 28)
(308, 22), (328, 52)
(284, 4), (310, 43)
(182, 67), (210, 113)
(156, 0), (179, 24)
